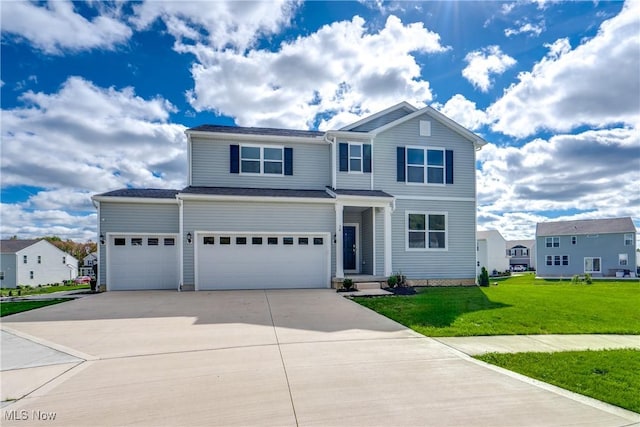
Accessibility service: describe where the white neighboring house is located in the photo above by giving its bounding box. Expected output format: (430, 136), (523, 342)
(80, 252), (97, 277)
(477, 230), (509, 276)
(0, 239), (79, 288)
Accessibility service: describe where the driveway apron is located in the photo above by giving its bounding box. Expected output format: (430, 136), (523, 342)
(1, 290), (637, 426)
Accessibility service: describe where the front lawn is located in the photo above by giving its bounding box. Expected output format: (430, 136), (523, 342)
(477, 349), (640, 413)
(353, 275), (640, 336)
(0, 299), (73, 317)
(1, 283), (89, 297)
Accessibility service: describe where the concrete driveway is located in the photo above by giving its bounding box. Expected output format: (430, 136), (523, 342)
(1, 290), (637, 426)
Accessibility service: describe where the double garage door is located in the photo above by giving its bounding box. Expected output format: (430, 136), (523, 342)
(197, 233), (330, 290)
(108, 234), (179, 290)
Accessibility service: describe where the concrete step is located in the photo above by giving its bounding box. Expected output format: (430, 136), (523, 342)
(356, 282), (382, 290)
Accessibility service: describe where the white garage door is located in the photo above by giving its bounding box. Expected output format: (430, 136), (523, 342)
(197, 233), (330, 290)
(108, 235), (179, 290)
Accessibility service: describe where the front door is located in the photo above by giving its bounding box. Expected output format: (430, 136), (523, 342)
(343, 225), (357, 271)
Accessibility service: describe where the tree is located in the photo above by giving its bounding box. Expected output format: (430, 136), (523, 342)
(478, 267), (490, 287)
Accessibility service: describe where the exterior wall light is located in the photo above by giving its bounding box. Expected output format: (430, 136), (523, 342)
(100, 233), (105, 245)
(187, 232), (193, 244)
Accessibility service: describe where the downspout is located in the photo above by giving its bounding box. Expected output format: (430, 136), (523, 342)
(369, 137), (374, 191)
(92, 199), (102, 291)
(324, 133), (337, 190)
(186, 132), (193, 186)
(178, 197), (184, 292)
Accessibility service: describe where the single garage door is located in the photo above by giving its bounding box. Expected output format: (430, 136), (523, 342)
(108, 234), (179, 290)
(197, 233), (330, 290)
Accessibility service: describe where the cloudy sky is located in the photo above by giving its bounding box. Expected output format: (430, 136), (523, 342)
(1, 0), (638, 243)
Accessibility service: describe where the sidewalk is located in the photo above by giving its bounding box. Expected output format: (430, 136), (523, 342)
(435, 334), (640, 355)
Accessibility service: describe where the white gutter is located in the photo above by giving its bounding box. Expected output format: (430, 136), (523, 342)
(186, 130), (327, 145)
(325, 133), (337, 189)
(91, 196), (179, 204)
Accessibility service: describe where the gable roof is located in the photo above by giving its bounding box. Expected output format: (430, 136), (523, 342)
(1, 239), (41, 254)
(536, 217), (636, 236)
(506, 239), (535, 249)
(339, 102), (417, 132)
(477, 230), (505, 241)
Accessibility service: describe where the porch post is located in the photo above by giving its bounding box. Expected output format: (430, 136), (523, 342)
(335, 203), (344, 278)
(384, 205), (392, 276)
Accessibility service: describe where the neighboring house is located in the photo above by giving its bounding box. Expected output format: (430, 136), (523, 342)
(506, 239), (536, 271)
(0, 239), (79, 288)
(92, 102), (487, 291)
(476, 230), (509, 276)
(535, 217), (637, 278)
(80, 252), (97, 277)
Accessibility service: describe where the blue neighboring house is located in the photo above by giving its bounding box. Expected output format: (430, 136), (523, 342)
(535, 217), (637, 278)
(92, 102), (487, 291)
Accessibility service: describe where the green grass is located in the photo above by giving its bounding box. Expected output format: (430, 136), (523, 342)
(0, 299), (72, 317)
(353, 275), (640, 336)
(477, 349), (640, 413)
(1, 283), (89, 297)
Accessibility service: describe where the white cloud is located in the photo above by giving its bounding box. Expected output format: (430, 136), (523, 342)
(130, 0), (299, 52)
(0, 0), (132, 54)
(488, 1), (640, 138)
(432, 94), (488, 131)
(1, 77), (187, 240)
(505, 20), (545, 37)
(476, 126), (640, 239)
(462, 46), (516, 92)
(184, 15), (449, 129)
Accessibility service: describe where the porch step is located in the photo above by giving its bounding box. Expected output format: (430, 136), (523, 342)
(356, 282), (382, 290)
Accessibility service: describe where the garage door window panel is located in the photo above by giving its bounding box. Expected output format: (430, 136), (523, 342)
(148, 238), (159, 246)
(283, 237), (294, 245)
(115, 238), (126, 246)
(220, 237), (231, 245)
(236, 237), (247, 245)
(203, 237), (215, 245)
(268, 237), (278, 245)
(164, 238), (175, 246)
(252, 237), (263, 245)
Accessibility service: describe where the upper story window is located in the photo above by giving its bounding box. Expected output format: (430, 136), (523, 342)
(397, 146), (453, 184)
(545, 237), (559, 248)
(571, 236), (577, 245)
(624, 233), (634, 246)
(231, 144), (293, 176)
(241, 145), (283, 175)
(23, 255), (27, 264)
(38, 256), (42, 264)
(339, 143), (371, 173)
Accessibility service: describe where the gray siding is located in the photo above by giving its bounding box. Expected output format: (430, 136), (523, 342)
(349, 108), (413, 132)
(98, 202), (179, 285)
(0, 254), (17, 288)
(191, 138), (330, 189)
(361, 208), (374, 275)
(390, 199), (476, 279)
(373, 114), (476, 198)
(536, 233), (637, 277)
(182, 200), (335, 286)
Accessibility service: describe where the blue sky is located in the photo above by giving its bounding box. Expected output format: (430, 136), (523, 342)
(1, 0), (638, 243)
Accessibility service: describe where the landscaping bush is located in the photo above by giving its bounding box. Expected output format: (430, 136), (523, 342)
(478, 267), (490, 287)
(387, 275), (398, 288)
(342, 278), (354, 291)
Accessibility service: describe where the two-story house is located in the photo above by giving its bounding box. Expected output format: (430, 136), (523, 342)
(92, 102), (486, 291)
(506, 240), (536, 271)
(535, 217), (637, 278)
(79, 252), (97, 277)
(0, 239), (79, 288)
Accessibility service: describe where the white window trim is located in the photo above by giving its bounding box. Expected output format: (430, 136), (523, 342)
(624, 233), (634, 246)
(405, 210), (448, 251)
(239, 144), (284, 176)
(405, 145), (446, 186)
(347, 142), (363, 174)
(545, 255), (553, 266)
(545, 236), (560, 248)
(584, 257), (601, 273)
(619, 253), (628, 266)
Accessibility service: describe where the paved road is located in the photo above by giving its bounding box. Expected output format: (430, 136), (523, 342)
(1, 290), (638, 426)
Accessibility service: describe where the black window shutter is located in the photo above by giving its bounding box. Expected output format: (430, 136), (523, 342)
(397, 146), (406, 182)
(339, 143), (349, 172)
(230, 144), (240, 174)
(284, 147), (293, 176)
(363, 144), (372, 173)
(445, 150), (454, 184)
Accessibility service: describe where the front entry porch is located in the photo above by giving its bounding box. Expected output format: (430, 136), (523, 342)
(331, 189), (394, 280)
(331, 274), (388, 290)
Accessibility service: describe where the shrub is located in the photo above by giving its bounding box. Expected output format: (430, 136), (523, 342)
(387, 275), (398, 288)
(342, 278), (354, 290)
(585, 273), (592, 284)
(478, 267), (490, 287)
(571, 275), (581, 284)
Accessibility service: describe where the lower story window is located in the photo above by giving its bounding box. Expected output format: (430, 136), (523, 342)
(584, 257), (601, 273)
(30, 271), (34, 279)
(619, 253), (628, 266)
(407, 212), (447, 250)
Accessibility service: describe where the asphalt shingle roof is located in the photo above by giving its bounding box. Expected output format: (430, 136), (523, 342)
(188, 125), (324, 138)
(96, 188), (180, 199)
(180, 186), (333, 199)
(0, 239), (41, 253)
(330, 188), (393, 198)
(536, 217), (636, 236)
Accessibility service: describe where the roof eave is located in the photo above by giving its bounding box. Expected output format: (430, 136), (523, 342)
(185, 130), (327, 145)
